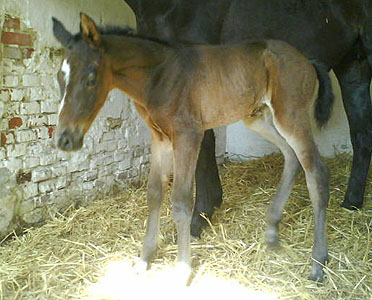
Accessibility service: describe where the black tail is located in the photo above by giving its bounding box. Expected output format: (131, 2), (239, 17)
(310, 60), (334, 128)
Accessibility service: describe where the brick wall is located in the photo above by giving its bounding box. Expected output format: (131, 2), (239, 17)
(0, 14), (150, 239)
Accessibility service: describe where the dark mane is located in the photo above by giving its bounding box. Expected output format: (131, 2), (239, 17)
(99, 25), (136, 36)
(72, 25), (170, 46)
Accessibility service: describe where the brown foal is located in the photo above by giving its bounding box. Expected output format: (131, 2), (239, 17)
(52, 13), (330, 282)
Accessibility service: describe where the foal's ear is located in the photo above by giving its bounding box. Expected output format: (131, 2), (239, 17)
(80, 13), (101, 48)
(52, 17), (72, 47)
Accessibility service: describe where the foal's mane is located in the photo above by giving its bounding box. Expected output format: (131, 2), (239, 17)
(72, 25), (171, 46)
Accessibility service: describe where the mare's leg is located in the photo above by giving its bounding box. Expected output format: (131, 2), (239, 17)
(362, 11), (372, 82)
(333, 56), (372, 209)
(171, 130), (203, 274)
(192, 129), (223, 238)
(139, 134), (172, 269)
(245, 113), (300, 247)
(273, 116), (329, 282)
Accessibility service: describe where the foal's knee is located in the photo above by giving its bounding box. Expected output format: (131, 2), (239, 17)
(147, 181), (163, 208)
(172, 189), (194, 224)
(172, 202), (193, 224)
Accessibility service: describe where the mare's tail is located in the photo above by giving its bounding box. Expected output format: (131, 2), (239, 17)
(310, 60), (334, 128)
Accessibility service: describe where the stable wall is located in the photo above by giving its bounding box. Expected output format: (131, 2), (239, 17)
(0, 0), (150, 239)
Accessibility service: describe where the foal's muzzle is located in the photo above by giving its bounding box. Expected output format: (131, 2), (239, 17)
(56, 127), (84, 151)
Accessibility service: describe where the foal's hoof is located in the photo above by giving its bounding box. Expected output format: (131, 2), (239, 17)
(265, 228), (279, 248)
(308, 269), (324, 283)
(308, 263), (324, 283)
(266, 238), (279, 249)
(171, 262), (192, 286)
(133, 259), (148, 275)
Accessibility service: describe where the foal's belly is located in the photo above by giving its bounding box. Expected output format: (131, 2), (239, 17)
(200, 90), (268, 130)
(192, 43), (269, 129)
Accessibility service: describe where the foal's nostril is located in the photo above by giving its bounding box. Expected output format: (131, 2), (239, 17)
(58, 130), (73, 151)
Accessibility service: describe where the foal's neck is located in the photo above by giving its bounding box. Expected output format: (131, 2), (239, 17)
(104, 35), (168, 103)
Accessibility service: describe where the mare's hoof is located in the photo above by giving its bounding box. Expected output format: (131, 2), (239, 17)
(341, 191), (363, 210)
(190, 214), (207, 238)
(191, 234), (200, 243)
(341, 200), (363, 210)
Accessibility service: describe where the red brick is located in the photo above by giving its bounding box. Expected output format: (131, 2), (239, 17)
(4, 17), (20, 30)
(1, 133), (7, 146)
(9, 117), (23, 129)
(48, 126), (54, 138)
(1, 32), (32, 46)
(23, 48), (35, 58)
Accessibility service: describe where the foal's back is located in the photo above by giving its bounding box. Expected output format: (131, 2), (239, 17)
(189, 40), (317, 129)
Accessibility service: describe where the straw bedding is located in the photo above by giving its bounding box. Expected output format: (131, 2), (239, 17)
(0, 153), (371, 300)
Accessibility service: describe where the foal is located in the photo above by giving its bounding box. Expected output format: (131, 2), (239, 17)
(53, 13), (330, 282)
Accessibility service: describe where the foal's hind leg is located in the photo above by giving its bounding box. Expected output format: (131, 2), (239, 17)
(138, 134), (172, 270)
(245, 114), (301, 247)
(171, 129), (203, 278)
(273, 118), (329, 282)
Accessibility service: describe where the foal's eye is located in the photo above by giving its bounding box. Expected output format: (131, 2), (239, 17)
(86, 72), (96, 87)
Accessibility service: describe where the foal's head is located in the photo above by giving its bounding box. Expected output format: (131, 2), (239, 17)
(52, 13), (112, 151)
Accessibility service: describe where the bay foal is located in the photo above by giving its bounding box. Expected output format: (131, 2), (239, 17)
(52, 14), (331, 282)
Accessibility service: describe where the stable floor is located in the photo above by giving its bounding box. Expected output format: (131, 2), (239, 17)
(0, 153), (371, 300)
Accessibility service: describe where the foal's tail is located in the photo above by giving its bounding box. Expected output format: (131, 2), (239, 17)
(311, 60), (334, 128)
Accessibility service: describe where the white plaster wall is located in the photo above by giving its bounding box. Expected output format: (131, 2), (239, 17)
(225, 71), (366, 160)
(2, 0), (136, 47)
(0, 0), (149, 238)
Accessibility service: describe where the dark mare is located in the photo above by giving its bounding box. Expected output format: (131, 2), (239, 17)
(52, 13), (331, 282)
(124, 0), (372, 237)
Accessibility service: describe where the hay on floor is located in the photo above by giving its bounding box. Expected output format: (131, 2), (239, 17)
(0, 153), (371, 300)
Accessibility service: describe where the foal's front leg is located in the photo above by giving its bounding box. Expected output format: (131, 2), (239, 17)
(171, 130), (203, 279)
(139, 135), (172, 271)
